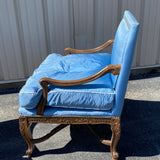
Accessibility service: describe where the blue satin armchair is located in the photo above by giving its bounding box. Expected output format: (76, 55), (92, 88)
(19, 11), (139, 160)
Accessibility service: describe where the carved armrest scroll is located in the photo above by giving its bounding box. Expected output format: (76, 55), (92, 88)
(65, 39), (114, 55)
(37, 64), (121, 115)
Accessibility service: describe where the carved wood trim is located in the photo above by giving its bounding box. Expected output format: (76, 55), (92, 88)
(20, 116), (119, 125)
(65, 39), (114, 55)
(110, 118), (121, 160)
(19, 116), (121, 159)
(37, 64), (121, 115)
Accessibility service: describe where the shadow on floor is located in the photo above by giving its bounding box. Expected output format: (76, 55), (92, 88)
(0, 119), (30, 160)
(0, 99), (159, 160)
(119, 99), (160, 160)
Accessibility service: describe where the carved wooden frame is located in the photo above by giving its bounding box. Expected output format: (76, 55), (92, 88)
(19, 39), (121, 160)
(19, 116), (121, 160)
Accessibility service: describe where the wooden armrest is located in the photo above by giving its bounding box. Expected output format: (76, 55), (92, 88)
(39, 64), (120, 86)
(65, 39), (114, 55)
(37, 64), (121, 115)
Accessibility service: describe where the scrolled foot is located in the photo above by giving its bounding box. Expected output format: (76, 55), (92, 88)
(112, 151), (119, 160)
(26, 142), (34, 158)
(26, 148), (33, 158)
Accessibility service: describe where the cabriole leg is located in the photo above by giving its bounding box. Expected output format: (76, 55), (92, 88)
(19, 116), (34, 157)
(110, 118), (121, 160)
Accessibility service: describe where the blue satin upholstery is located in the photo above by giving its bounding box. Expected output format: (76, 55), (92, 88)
(111, 11), (139, 117)
(19, 11), (139, 117)
(19, 53), (115, 111)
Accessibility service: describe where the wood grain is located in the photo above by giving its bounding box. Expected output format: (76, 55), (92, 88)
(19, 115), (121, 160)
(65, 39), (114, 55)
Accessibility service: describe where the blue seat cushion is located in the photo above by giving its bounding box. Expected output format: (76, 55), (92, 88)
(19, 53), (115, 111)
(19, 106), (114, 117)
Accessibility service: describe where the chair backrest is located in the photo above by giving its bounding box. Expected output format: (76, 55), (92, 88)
(111, 11), (139, 116)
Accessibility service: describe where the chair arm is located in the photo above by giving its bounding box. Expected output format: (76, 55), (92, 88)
(37, 64), (121, 115)
(65, 39), (114, 55)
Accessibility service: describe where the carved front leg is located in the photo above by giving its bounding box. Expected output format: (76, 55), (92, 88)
(110, 118), (121, 160)
(19, 116), (34, 157)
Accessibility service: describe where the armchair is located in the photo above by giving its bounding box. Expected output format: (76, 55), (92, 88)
(19, 11), (139, 160)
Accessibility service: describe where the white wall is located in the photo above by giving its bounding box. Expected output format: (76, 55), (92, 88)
(0, 0), (160, 82)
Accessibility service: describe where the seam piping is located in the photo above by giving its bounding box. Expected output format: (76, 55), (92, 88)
(20, 89), (115, 95)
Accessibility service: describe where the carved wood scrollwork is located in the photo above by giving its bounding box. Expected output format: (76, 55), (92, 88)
(110, 118), (121, 160)
(111, 118), (121, 136)
(19, 117), (28, 137)
(26, 116), (119, 125)
(19, 116), (121, 159)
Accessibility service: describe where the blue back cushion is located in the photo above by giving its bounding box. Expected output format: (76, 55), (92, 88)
(111, 11), (139, 88)
(110, 11), (139, 116)
(111, 17), (129, 87)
